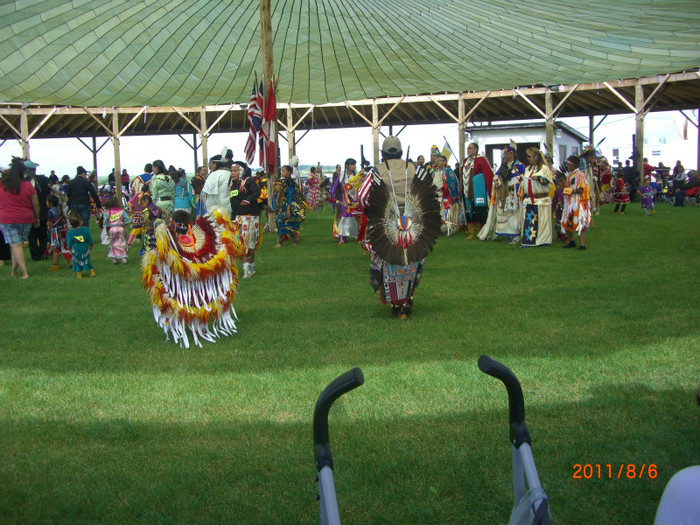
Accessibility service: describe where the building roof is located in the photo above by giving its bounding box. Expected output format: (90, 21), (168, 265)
(466, 121), (588, 143)
(1, 0), (699, 107)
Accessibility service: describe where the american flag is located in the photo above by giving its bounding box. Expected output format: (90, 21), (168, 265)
(244, 83), (262, 165)
(357, 167), (376, 209)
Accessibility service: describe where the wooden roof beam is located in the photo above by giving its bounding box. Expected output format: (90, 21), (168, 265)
(26, 108), (57, 140)
(603, 82), (638, 113)
(514, 89), (547, 119)
(82, 108), (113, 136)
(428, 95), (459, 123)
(464, 91), (491, 123)
(0, 114), (21, 139)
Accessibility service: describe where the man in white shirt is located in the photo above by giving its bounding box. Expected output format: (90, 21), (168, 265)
(201, 154), (232, 217)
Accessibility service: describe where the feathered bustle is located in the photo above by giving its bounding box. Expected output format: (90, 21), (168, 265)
(366, 173), (441, 265)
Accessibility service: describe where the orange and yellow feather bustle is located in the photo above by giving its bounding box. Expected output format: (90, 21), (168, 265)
(141, 207), (244, 348)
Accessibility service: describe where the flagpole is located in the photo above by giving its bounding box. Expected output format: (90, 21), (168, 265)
(259, 0), (277, 212)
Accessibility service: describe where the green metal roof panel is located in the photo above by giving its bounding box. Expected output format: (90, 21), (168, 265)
(0, 0), (699, 107)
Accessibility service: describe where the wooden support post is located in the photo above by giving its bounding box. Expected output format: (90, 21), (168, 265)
(286, 107), (295, 160)
(20, 108), (29, 158)
(697, 108), (700, 173)
(458, 95), (465, 165)
(545, 88), (554, 159)
(112, 109), (122, 202)
(588, 115), (595, 148)
(260, 0), (277, 213)
(372, 99), (379, 164)
(193, 133), (198, 174)
(200, 108), (208, 167)
(92, 136), (98, 174)
(635, 80), (645, 184)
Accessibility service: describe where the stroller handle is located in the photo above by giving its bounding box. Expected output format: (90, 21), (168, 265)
(478, 355), (525, 425)
(313, 367), (364, 471)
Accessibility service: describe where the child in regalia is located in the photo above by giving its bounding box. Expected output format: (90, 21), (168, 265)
(128, 193), (162, 254)
(103, 197), (130, 264)
(639, 176), (655, 215)
(46, 194), (71, 270)
(66, 212), (95, 278)
(612, 175), (630, 214)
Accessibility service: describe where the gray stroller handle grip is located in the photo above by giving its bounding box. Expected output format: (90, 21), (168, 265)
(478, 355), (525, 425)
(313, 367), (364, 471)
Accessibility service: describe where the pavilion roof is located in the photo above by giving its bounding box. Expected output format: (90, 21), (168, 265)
(1, 0), (699, 107)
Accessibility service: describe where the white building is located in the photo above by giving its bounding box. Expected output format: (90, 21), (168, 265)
(467, 121), (587, 170)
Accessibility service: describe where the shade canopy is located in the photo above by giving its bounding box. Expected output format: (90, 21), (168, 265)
(1, 0), (699, 108)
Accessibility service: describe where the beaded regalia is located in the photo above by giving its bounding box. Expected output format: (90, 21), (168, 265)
(141, 207), (244, 348)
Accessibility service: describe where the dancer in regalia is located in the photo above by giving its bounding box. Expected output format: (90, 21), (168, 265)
(478, 146), (524, 243)
(520, 147), (554, 247)
(561, 155), (591, 250)
(460, 142), (495, 239)
(141, 207), (244, 347)
(582, 147), (601, 217)
(363, 136), (441, 319)
(331, 158), (360, 243)
(229, 163), (261, 278)
(275, 165), (306, 247)
(431, 155), (460, 235)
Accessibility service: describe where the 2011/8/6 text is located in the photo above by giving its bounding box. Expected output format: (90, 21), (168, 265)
(572, 464), (657, 479)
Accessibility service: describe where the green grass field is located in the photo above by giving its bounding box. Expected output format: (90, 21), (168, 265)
(1, 201), (699, 524)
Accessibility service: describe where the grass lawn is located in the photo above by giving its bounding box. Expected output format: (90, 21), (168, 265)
(1, 201), (699, 524)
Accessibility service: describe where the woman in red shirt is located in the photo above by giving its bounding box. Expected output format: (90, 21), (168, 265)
(0, 157), (40, 279)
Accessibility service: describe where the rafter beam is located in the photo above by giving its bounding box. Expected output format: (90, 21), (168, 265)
(551, 84), (579, 119)
(205, 103), (236, 135)
(643, 74), (671, 110)
(603, 82), (637, 113)
(26, 107), (57, 140)
(377, 96), (406, 126)
(117, 106), (147, 137)
(82, 108), (113, 136)
(515, 89), (547, 119)
(428, 95), (458, 123)
(345, 102), (373, 127)
(464, 91), (491, 122)
(172, 107), (202, 133)
(0, 114), (21, 138)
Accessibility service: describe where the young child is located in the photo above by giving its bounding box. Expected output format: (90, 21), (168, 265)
(128, 193), (162, 254)
(612, 175), (630, 214)
(103, 196), (130, 264)
(639, 176), (656, 215)
(551, 176), (567, 242)
(66, 213), (95, 278)
(46, 194), (71, 270)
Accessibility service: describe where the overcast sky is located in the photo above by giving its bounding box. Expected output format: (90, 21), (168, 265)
(1, 110), (697, 177)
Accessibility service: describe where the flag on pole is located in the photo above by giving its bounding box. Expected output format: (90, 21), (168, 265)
(244, 82), (262, 165)
(441, 136), (454, 162)
(260, 79), (277, 174)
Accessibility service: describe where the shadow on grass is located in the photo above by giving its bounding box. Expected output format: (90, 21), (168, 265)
(2, 383), (698, 525)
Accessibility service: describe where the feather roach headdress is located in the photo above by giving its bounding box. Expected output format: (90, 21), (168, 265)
(366, 165), (441, 265)
(141, 207), (245, 348)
